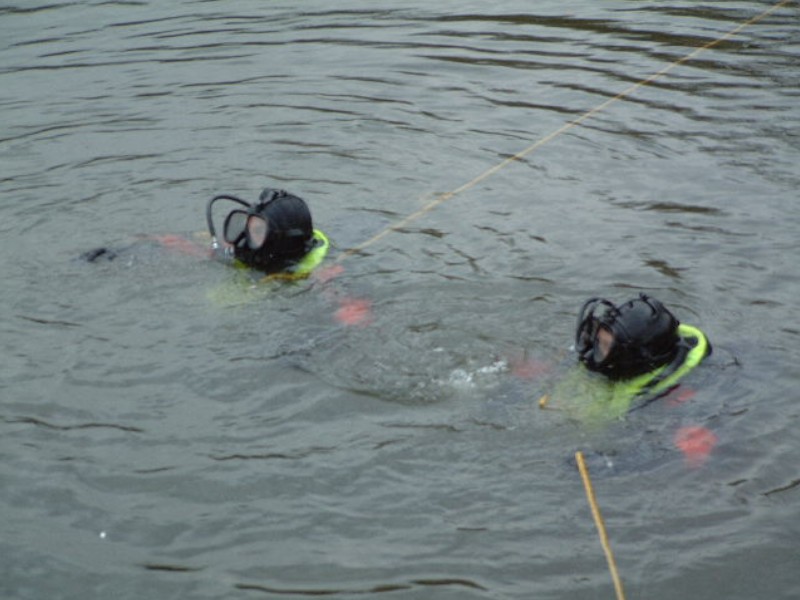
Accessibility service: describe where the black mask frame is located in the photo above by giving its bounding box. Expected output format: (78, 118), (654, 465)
(575, 294), (680, 380)
(207, 189), (309, 250)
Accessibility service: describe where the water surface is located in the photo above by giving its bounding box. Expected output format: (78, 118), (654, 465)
(1, 1), (799, 599)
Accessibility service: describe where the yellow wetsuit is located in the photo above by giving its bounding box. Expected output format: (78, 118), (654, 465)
(547, 324), (710, 424)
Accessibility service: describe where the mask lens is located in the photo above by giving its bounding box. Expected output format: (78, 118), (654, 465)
(246, 215), (269, 250)
(593, 326), (615, 364)
(223, 210), (249, 245)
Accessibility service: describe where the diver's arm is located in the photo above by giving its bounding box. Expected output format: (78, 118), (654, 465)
(80, 234), (209, 263)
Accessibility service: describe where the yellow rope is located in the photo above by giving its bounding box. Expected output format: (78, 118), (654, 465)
(576, 451), (626, 600)
(337, 0), (792, 261)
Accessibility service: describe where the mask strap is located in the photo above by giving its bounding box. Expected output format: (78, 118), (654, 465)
(257, 188), (286, 208)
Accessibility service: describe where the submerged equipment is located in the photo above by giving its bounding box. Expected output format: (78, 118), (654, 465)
(206, 188), (325, 274)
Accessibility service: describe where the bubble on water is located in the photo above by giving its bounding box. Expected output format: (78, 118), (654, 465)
(446, 360), (509, 392)
(476, 359), (508, 375)
(448, 368), (475, 389)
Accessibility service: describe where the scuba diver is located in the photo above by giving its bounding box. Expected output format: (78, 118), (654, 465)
(532, 293), (716, 470)
(204, 188), (373, 322)
(82, 187), (330, 280)
(80, 186), (372, 322)
(205, 187), (329, 279)
(573, 293), (711, 409)
(527, 293), (712, 425)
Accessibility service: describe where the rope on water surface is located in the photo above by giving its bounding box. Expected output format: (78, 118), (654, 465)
(576, 450), (627, 600)
(337, 0), (793, 262)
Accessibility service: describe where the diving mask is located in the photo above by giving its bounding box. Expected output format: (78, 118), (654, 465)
(222, 209), (270, 251)
(206, 188), (313, 270)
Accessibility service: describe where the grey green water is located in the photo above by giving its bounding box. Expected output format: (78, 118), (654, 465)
(2, 1), (799, 598)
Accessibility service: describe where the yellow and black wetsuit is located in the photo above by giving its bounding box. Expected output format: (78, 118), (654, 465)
(548, 324), (711, 424)
(232, 229), (330, 282)
(209, 229), (330, 305)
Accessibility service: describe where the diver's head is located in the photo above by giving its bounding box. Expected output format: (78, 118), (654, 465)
(575, 294), (680, 379)
(208, 188), (314, 272)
